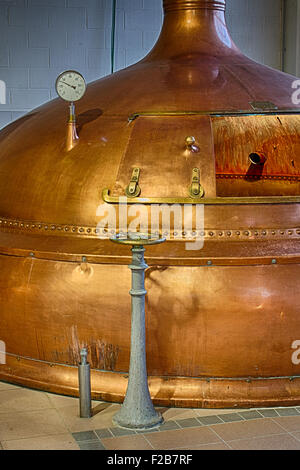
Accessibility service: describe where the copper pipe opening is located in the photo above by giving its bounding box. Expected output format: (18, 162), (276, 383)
(163, 0), (226, 11)
(249, 153), (267, 165)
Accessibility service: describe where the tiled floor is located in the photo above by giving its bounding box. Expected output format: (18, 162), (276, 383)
(1, 380), (300, 450)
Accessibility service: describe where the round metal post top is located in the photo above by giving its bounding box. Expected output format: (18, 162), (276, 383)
(110, 233), (166, 247)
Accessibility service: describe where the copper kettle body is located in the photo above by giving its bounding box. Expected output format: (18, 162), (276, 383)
(0, 0), (299, 408)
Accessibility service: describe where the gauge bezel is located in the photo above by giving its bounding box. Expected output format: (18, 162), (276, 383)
(55, 70), (86, 102)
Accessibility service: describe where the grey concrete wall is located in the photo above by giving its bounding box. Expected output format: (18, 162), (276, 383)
(284, 0), (300, 76)
(0, 0), (285, 129)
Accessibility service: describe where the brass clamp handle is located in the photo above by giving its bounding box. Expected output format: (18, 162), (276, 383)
(189, 168), (205, 198)
(111, 233), (166, 247)
(125, 168), (141, 198)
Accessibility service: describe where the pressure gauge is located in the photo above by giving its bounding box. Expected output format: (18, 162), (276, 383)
(55, 70), (86, 102)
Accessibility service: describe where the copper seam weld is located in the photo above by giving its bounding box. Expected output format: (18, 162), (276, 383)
(0, 250), (299, 268)
(0, 251), (131, 263)
(3, 351), (78, 368)
(4, 352), (300, 382)
(128, 111), (300, 121)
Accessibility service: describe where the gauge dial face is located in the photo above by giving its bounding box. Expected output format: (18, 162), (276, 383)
(55, 70), (86, 102)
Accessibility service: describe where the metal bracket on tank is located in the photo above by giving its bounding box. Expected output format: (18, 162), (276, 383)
(189, 168), (205, 198)
(125, 168), (141, 198)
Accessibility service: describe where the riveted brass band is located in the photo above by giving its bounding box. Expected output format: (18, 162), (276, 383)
(217, 174), (300, 182)
(0, 215), (299, 242)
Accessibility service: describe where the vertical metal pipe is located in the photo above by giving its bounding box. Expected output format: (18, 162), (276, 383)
(280, 0), (286, 72)
(78, 348), (92, 418)
(111, 0), (117, 74)
(112, 244), (163, 431)
(66, 101), (79, 152)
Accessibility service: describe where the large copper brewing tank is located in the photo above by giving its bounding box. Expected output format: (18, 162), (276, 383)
(0, 0), (300, 408)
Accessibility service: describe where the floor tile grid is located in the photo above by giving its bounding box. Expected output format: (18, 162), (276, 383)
(163, 417), (300, 451)
(197, 425), (232, 450)
(0, 386), (81, 450)
(72, 407), (299, 436)
(71, 409), (300, 450)
(0, 387), (59, 414)
(268, 415), (300, 444)
(2, 382), (300, 450)
(72, 413), (225, 447)
(216, 418), (300, 450)
(3, 402), (296, 449)
(157, 413), (299, 450)
(213, 425), (295, 450)
(179, 407), (300, 450)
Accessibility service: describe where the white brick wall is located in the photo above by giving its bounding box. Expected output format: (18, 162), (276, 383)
(0, 0), (288, 129)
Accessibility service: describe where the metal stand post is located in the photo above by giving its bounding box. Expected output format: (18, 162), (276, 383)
(78, 348), (92, 418)
(110, 234), (166, 431)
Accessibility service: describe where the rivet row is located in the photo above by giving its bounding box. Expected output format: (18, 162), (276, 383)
(0, 218), (299, 240)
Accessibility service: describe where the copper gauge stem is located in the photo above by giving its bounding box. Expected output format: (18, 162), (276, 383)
(66, 102), (79, 152)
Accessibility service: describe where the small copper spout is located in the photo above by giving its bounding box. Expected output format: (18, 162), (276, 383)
(66, 102), (79, 152)
(245, 153), (267, 181)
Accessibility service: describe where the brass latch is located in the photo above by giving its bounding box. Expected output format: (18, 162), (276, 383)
(125, 168), (141, 198)
(189, 168), (204, 198)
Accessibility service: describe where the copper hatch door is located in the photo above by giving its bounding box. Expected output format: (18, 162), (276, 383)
(112, 115), (216, 200)
(213, 114), (300, 197)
